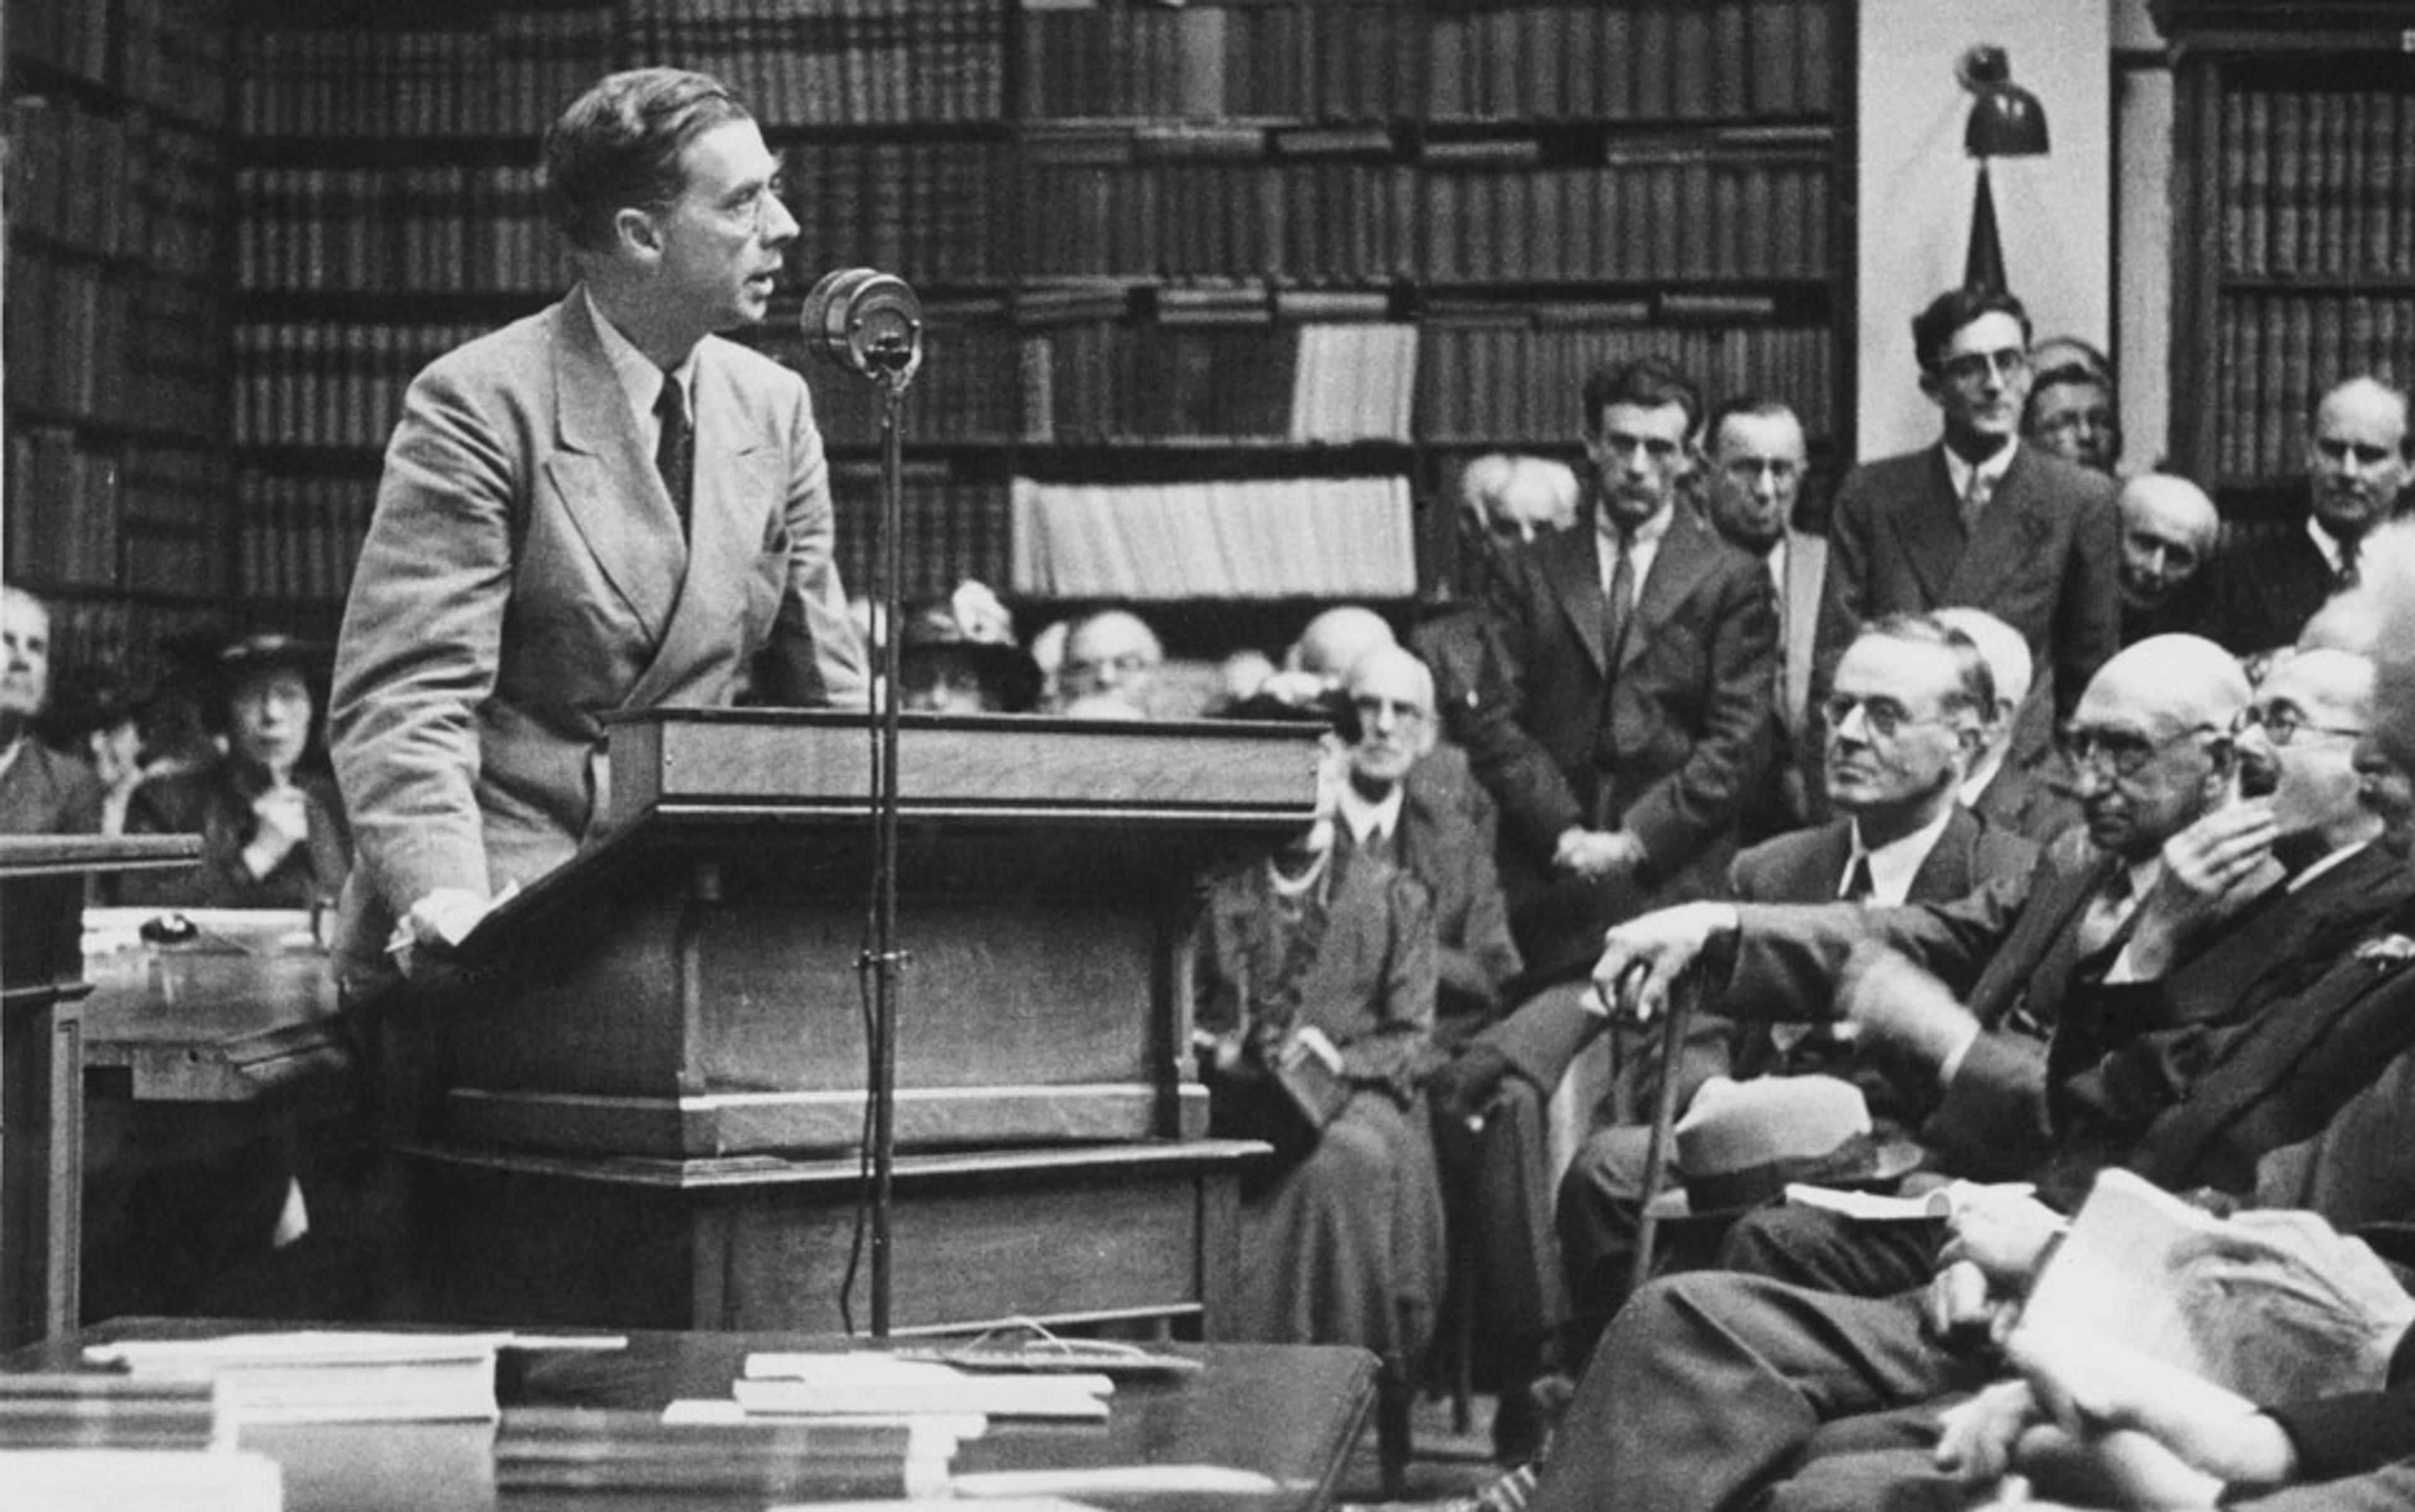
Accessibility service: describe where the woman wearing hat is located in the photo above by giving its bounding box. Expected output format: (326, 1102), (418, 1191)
(118, 633), (352, 910)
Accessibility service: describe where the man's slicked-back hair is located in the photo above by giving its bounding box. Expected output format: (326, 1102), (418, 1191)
(1703, 394), (1803, 455)
(1582, 354), (1703, 440)
(543, 68), (752, 253)
(1911, 286), (2032, 373)
(1857, 611), (1996, 721)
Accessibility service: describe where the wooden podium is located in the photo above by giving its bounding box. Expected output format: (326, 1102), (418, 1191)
(411, 710), (1319, 1335)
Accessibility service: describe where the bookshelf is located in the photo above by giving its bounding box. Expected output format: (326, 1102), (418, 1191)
(3, 0), (240, 689)
(183, 0), (1852, 653)
(2156, 1), (2415, 529)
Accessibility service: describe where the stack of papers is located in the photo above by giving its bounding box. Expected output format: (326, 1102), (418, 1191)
(0, 1450), (280, 1509)
(734, 1355), (1114, 1422)
(84, 1331), (506, 1425)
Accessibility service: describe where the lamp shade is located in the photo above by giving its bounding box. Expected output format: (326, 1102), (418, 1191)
(1966, 84), (2050, 158)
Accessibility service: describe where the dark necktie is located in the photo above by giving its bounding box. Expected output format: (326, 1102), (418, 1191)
(1960, 466), (1993, 535)
(655, 369), (693, 537)
(1604, 527), (1636, 662)
(1841, 854), (1875, 903)
(2337, 530), (2362, 591)
(2076, 867), (2136, 960)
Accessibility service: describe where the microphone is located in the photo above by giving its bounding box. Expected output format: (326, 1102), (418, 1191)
(799, 267), (923, 388)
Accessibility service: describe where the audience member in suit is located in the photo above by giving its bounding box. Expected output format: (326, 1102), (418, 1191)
(330, 68), (867, 999)
(2114, 472), (2223, 647)
(1413, 453), (1580, 765)
(1192, 742), (1445, 1362)
(1699, 396), (1827, 842)
(2021, 359), (2123, 478)
(1933, 607), (2084, 850)
(119, 634), (352, 912)
(1813, 287), (2121, 775)
(0, 585), (101, 843)
(1521, 640), (2415, 1512)
(2206, 375), (2413, 659)
(1468, 355), (1778, 985)
(0, 585), (102, 989)
(1550, 614), (2038, 1335)
(1336, 647), (1560, 1461)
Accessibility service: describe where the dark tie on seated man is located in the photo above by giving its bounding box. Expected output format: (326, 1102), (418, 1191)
(1514, 625), (2415, 1512)
(1550, 612), (2038, 1336)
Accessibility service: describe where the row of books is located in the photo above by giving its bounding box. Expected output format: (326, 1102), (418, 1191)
(13, 0), (233, 129)
(1018, 0), (1837, 125)
(1416, 320), (1837, 443)
(8, 256), (227, 442)
(37, 598), (231, 696)
(232, 9), (616, 140)
(777, 313), (1026, 443)
(2216, 291), (2415, 481)
(121, 446), (234, 598)
(1424, 153), (1832, 282)
(233, 321), (488, 450)
(233, 469), (376, 606)
(234, 165), (569, 296)
(2220, 86), (2415, 277)
(627, 0), (1007, 125)
(1016, 150), (1828, 282)
(1011, 475), (1418, 601)
(828, 462), (1013, 604)
(6, 96), (228, 279)
(11, 435), (233, 597)
(8, 428), (123, 589)
(782, 140), (1015, 289)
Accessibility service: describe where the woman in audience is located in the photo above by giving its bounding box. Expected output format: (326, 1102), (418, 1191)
(1191, 739), (1447, 1362)
(118, 632), (351, 910)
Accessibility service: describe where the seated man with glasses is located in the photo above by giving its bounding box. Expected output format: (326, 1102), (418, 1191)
(1547, 614), (2038, 1337)
(1811, 286), (2121, 789)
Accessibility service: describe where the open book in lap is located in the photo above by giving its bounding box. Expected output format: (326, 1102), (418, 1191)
(2010, 1168), (2415, 1405)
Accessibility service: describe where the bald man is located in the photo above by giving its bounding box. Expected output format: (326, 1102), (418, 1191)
(2206, 376), (2414, 657)
(2116, 473), (2223, 645)
(1052, 608), (1165, 718)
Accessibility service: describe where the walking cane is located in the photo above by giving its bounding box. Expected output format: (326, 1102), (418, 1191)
(1626, 964), (1698, 1303)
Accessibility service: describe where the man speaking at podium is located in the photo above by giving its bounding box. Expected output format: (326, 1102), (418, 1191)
(329, 67), (868, 997)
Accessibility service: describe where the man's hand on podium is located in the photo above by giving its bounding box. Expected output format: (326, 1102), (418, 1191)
(388, 885), (515, 978)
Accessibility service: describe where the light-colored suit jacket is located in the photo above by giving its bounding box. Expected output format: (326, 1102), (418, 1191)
(330, 289), (867, 982)
(1775, 526), (1826, 747)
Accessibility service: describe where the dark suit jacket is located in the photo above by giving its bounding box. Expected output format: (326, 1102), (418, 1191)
(118, 759), (352, 911)
(1478, 808), (2035, 1108)
(1723, 842), (2415, 1182)
(2202, 520), (2340, 658)
(1383, 745), (1521, 1042)
(1472, 499), (1777, 980)
(0, 739), (100, 836)
(1967, 759), (2083, 850)
(2048, 845), (2415, 1201)
(1814, 441), (2119, 765)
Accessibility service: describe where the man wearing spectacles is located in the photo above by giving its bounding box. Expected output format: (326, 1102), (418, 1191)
(2206, 375), (2414, 659)
(1811, 286), (2121, 793)
(1544, 614), (2038, 1340)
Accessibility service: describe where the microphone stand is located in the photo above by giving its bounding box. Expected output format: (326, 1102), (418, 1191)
(799, 268), (923, 1338)
(863, 338), (914, 1337)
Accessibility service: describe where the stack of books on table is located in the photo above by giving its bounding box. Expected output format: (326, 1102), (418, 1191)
(0, 1375), (280, 1510)
(82, 1330), (506, 1425)
(495, 1406), (957, 1498)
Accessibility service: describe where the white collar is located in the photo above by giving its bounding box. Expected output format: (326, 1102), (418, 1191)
(1596, 499), (1674, 550)
(1338, 778), (1405, 845)
(2305, 515), (2353, 576)
(1957, 749), (2006, 810)
(2290, 838), (2369, 893)
(586, 287), (699, 431)
(1942, 439), (2018, 500)
(1846, 805), (1958, 906)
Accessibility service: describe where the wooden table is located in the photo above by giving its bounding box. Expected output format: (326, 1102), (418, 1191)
(0, 837), (197, 1347)
(5, 1321), (1380, 1512)
(79, 913), (350, 1106)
